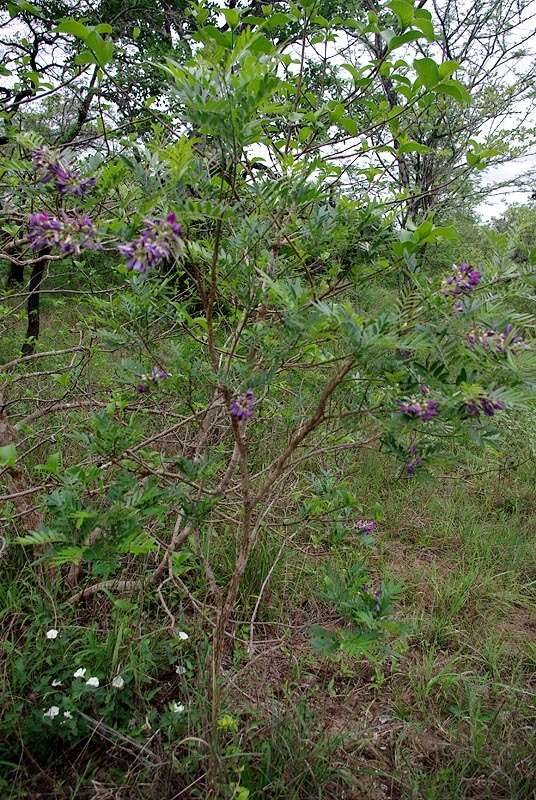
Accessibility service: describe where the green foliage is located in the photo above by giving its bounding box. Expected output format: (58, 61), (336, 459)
(311, 561), (406, 663)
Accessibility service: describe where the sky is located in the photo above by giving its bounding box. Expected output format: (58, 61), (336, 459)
(479, 155), (536, 221)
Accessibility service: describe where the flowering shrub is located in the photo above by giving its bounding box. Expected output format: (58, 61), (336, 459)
(2, 6), (536, 792)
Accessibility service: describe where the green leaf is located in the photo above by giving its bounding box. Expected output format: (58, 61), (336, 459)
(56, 18), (91, 41)
(51, 546), (84, 566)
(339, 116), (358, 135)
(223, 7), (240, 28)
(0, 444), (17, 468)
(8, 0), (42, 16)
(86, 30), (115, 66)
(15, 527), (66, 547)
(340, 63), (362, 83)
(298, 125), (313, 141)
(339, 629), (380, 656)
(398, 141), (429, 154)
(438, 60), (459, 79)
(310, 625), (338, 655)
(117, 531), (156, 555)
(74, 50), (95, 65)
(35, 452), (61, 476)
(132, 26), (141, 39)
(389, 29), (423, 49)
(413, 57), (439, 87)
(171, 550), (194, 577)
(413, 12), (435, 40)
(436, 79), (470, 104)
(389, 0), (414, 27)
(263, 11), (290, 28)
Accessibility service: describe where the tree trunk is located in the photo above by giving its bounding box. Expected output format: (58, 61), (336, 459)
(22, 259), (45, 356)
(7, 263), (24, 288)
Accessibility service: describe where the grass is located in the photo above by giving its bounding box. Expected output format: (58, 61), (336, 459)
(1, 308), (536, 799)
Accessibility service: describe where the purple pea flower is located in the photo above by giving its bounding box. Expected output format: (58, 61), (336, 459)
(465, 396), (505, 418)
(356, 519), (376, 533)
(151, 365), (171, 381)
(28, 211), (99, 255)
(441, 262), (482, 297)
(28, 211), (62, 250)
(230, 389), (255, 420)
(31, 146), (96, 197)
(405, 443), (423, 476)
(467, 326), (528, 355)
(398, 398), (438, 421)
(119, 213), (183, 273)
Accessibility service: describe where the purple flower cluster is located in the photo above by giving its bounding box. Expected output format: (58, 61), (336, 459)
(441, 262), (481, 297)
(32, 146), (96, 197)
(28, 211), (99, 255)
(405, 445), (423, 476)
(398, 397), (438, 421)
(467, 325), (528, 354)
(230, 389), (255, 420)
(118, 213), (182, 273)
(465, 396), (505, 418)
(136, 365), (171, 393)
(356, 519), (376, 533)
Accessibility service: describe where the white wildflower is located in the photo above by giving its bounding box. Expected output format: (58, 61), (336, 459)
(178, 631), (189, 641)
(51, 679), (63, 687)
(63, 711), (72, 719)
(175, 665), (186, 675)
(44, 705), (60, 719)
(73, 668), (86, 678)
(46, 629), (59, 640)
(171, 702), (185, 714)
(112, 675), (125, 689)
(86, 676), (99, 687)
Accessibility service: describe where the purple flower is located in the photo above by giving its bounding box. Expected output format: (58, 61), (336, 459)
(465, 396), (505, 418)
(419, 384), (430, 395)
(356, 519), (376, 533)
(441, 262), (482, 297)
(31, 146), (96, 197)
(230, 389), (255, 420)
(28, 211), (62, 250)
(405, 443), (423, 476)
(151, 365), (171, 381)
(467, 326), (528, 355)
(28, 211), (99, 255)
(119, 213), (183, 273)
(136, 383), (149, 394)
(398, 398), (438, 421)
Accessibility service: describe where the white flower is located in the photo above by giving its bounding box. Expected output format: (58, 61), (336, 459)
(178, 631), (189, 641)
(112, 675), (125, 689)
(171, 702), (185, 714)
(44, 705), (60, 719)
(63, 711), (72, 719)
(73, 668), (86, 678)
(46, 629), (59, 640)
(175, 665), (186, 675)
(51, 679), (62, 687)
(86, 676), (99, 687)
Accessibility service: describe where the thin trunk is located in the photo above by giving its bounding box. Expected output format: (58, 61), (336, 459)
(7, 263), (24, 288)
(22, 259), (45, 356)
